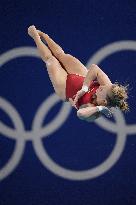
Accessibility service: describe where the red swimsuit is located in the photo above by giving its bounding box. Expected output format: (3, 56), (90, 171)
(65, 73), (100, 110)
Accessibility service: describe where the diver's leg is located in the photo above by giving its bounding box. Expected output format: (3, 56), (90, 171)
(38, 31), (88, 76)
(28, 25), (67, 101)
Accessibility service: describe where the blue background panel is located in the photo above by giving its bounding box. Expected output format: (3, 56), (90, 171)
(0, 1), (136, 205)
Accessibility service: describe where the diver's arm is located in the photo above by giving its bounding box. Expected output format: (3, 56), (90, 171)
(83, 64), (112, 87)
(77, 106), (99, 118)
(77, 105), (112, 121)
(96, 66), (112, 85)
(77, 109), (101, 122)
(82, 64), (99, 88)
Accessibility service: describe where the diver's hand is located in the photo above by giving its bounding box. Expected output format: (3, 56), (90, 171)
(73, 90), (86, 107)
(69, 98), (78, 110)
(96, 106), (113, 118)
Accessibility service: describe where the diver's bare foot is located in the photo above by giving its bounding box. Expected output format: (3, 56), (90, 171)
(37, 30), (43, 36)
(28, 25), (40, 39)
(37, 30), (49, 39)
(36, 30), (49, 44)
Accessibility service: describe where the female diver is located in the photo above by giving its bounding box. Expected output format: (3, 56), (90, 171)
(28, 25), (129, 122)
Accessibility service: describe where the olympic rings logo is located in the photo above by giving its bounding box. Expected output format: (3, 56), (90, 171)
(0, 41), (136, 181)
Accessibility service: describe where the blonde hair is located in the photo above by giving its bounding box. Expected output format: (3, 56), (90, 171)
(108, 81), (130, 112)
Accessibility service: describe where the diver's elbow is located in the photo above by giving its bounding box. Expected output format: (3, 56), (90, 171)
(77, 110), (82, 117)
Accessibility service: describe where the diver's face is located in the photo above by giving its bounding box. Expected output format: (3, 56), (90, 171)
(96, 84), (113, 106)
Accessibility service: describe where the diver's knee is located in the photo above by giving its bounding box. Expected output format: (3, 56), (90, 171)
(45, 56), (56, 66)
